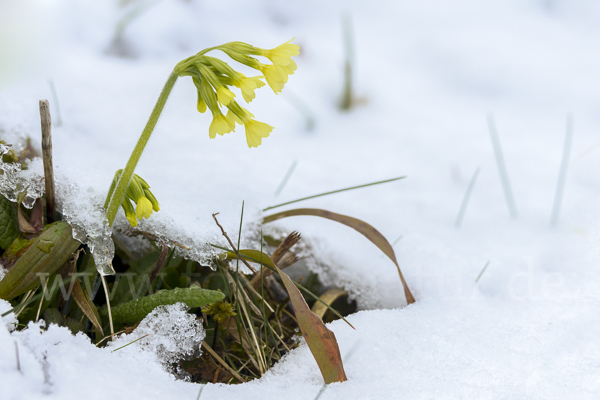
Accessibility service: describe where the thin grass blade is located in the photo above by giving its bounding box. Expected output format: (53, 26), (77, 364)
(111, 334), (149, 353)
(263, 176), (406, 212)
(455, 167), (481, 229)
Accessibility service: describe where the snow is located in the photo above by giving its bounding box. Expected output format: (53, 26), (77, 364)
(107, 303), (206, 374)
(1, 0), (600, 398)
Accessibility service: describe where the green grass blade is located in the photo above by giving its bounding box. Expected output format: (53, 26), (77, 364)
(262, 176), (406, 212)
(455, 167), (481, 229)
(274, 160), (298, 197)
(476, 261), (491, 283)
(111, 334), (149, 353)
(209, 244), (355, 329)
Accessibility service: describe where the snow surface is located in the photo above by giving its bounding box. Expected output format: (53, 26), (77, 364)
(1, 0), (600, 398)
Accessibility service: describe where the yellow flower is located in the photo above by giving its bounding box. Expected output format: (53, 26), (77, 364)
(262, 39), (300, 67)
(143, 189), (160, 212)
(237, 75), (265, 103)
(172, 40), (300, 147)
(121, 198), (138, 227)
(203, 301), (237, 324)
(209, 113), (235, 138)
(257, 63), (285, 93)
(226, 103), (254, 125)
(136, 196), (153, 220)
(109, 169), (160, 227)
(216, 86), (235, 106)
(197, 93), (207, 113)
(244, 119), (273, 148)
(279, 59), (297, 83)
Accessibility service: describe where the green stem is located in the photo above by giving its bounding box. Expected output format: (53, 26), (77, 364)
(105, 71), (178, 226)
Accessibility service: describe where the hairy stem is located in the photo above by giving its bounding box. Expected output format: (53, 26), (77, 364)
(105, 71), (178, 225)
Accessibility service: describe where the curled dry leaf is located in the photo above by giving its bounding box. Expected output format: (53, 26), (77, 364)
(263, 208), (415, 304)
(275, 262), (348, 384)
(311, 288), (348, 320)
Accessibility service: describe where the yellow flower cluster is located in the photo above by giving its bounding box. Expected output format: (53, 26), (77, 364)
(109, 169), (160, 227)
(174, 39), (300, 148)
(203, 301), (237, 324)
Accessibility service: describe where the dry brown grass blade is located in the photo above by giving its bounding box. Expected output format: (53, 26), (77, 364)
(65, 248), (103, 334)
(277, 252), (299, 269)
(223, 268), (262, 316)
(72, 279), (104, 335)
(271, 231), (302, 264)
(263, 208), (415, 305)
(201, 341), (246, 383)
(276, 263), (348, 384)
(311, 288), (348, 319)
(221, 247), (354, 329)
(212, 213), (257, 273)
(149, 244), (169, 286)
(249, 231), (301, 290)
(238, 273), (274, 313)
(222, 317), (252, 350)
(17, 203), (38, 233)
(29, 199), (44, 231)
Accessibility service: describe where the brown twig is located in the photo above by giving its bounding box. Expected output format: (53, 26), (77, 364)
(149, 244), (169, 288)
(212, 213), (257, 273)
(39, 100), (57, 223)
(126, 229), (190, 250)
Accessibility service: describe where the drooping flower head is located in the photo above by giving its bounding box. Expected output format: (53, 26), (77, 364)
(173, 39), (299, 148)
(107, 170), (160, 227)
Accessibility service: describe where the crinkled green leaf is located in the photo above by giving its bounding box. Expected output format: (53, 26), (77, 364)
(105, 286), (225, 326)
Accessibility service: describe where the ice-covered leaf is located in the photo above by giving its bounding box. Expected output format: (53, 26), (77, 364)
(0, 143), (44, 209)
(0, 194), (19, 250)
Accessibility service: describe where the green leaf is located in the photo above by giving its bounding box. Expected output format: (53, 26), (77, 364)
(0, 236), (35, 270)
(224, 249), (277, 270)
(0, 221), (81, 300)
(0, 194), (19, 250)
(263, 208), (415, 304)
(105, 286), (225, 326)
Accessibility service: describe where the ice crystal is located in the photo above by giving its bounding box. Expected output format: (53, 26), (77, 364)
(0, 143), (44, 208)
(110, 303), (205, 375)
